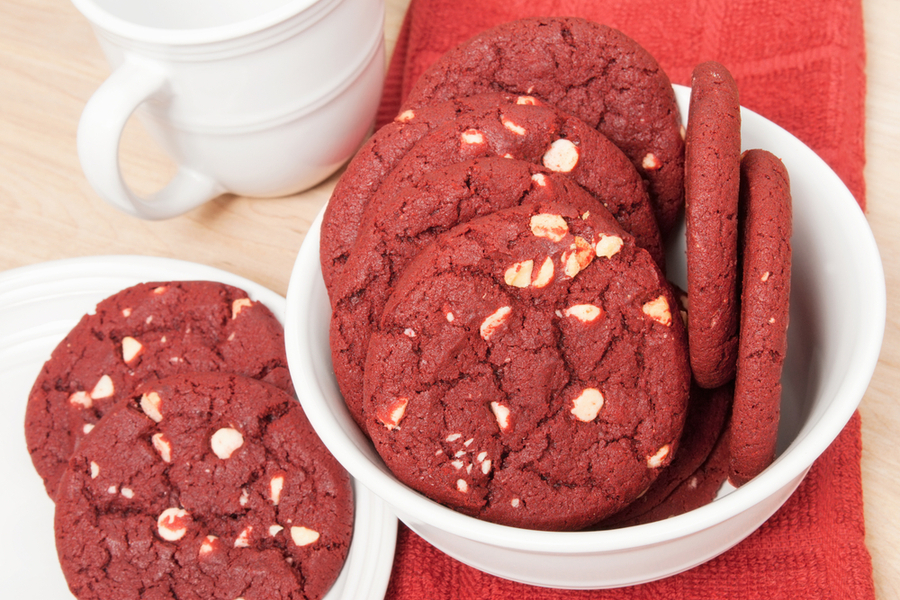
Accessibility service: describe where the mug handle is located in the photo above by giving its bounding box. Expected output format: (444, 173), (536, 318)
(76, 58), (225, 220)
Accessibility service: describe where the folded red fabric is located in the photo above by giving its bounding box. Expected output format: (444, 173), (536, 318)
(377, 1), (873, 598)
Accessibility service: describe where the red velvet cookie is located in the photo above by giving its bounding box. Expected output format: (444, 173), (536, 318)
(330, 157), (612, 426)
(363, 202), (690, 530)
(25, 281), (292, 499)
(54, 372), (353, 600)
(319, 92), (663, 295)
(684, 61), (742, 389)
(400, 16), (685, 236)
(729, 149), (792, 486)
(598, 381), (732, 528)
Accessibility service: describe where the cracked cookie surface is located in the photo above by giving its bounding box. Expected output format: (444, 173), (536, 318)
(319, 92), (662, 296)
(362, 202), (690, 530)
(53, 372), (352, 600)
(25, 280), (292, 499)
(400, 16), (685, 237)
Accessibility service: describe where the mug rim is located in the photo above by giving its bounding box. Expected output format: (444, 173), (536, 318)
(70, 0), (334, 46)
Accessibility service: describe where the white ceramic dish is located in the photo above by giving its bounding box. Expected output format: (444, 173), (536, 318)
(285, 84), (885, 589)
(0, 255), (397, 600)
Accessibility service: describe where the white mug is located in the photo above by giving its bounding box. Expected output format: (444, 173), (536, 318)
(73, 0), (385, 219)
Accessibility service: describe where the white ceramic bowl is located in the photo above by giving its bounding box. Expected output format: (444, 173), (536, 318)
(284, 85), (886, 589)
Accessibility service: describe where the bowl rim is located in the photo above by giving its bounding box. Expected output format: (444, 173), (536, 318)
(285, 85), (886, 554)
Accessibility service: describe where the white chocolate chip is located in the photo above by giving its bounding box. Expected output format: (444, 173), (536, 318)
(490, 401), (511, 432)
(481, 460), (492, 475)
(571, 388), (605, 422)
(122, 308), (132, 317)
(516, 96), (538, 105)
(642, 152), (662, 171)
(152, 432), (172, 463)
(530, 213), (569, 242)
(542, 139), (579, 172)
(141, 392), (163, 422)
(290, 526), (320, 547)
(460, 129), (484, 145)
(562, 304), (603, 323)
(396, 109), (415, 123)
(511, 498), (520, 508)
(464, 438), (474, 447)
(531, 173), (547, 187)
(234, 526), (252, 548)
(146, 316), (154, 325)
(594, 234), (624, 259)
(199, 535), (218, 557)
(121, 487), (134, 499)
(83, 423), (94, 434)
(647, 445), (671, 468)
(456, 479), (469, 493)
(403, 328), (416, 338)
(761, 271), (771, 282)
(562, 237), (594, 278)
(445, 311), (455, 323)
(532, 256), (555, 288)
(239, 488), (249, 507)
(90, 374), (114, 400)
(269, 525), (284, 536)
(480, 306), (512, 340)
(378, 397), (409, 430)
(454, 450), (466, 458)
(157, 507), (189, 541)
(504, 260), (534, 288)
(153, 286), (167, 295)
(90, 461), (100, 479)
(642, 296), (673, 326)
(451, 460), (465, 470)
(121, 336), (143, 364)
(501, 116), (527, 135)
(270, 474), (285, 505)
(211, 427), (244, 459)
(107, 485), (117, 494)
(232, 298), (252, 319)
(445, 433), (462, 442)
(69, 391), (92, 409)
(476, 451), (487, 462)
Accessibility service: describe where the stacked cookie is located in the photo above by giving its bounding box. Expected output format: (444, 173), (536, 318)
(322, 17), (792, 531)
(24, 281), (353, 600)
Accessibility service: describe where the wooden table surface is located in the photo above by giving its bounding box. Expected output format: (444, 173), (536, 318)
(1, 0), (897, 596)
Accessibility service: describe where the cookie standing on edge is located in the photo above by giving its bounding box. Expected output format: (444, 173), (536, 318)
(363, 202), (690, 530)
(54, 372), (353, 600)
(729, 149), (792, 486)
(330, 157), (616, 426)
(400, 16), (685, 237)
(684, 61), (742, 389)
(25, 280), (293, 499)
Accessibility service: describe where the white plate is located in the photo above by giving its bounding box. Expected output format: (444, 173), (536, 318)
(0, 255), (397, 600)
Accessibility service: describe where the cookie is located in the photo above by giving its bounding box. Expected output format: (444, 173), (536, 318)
(321, 92), (527, 293)
(618, 423), (731, 526)
(729, 149), (792, 487)
(363, 202), (690, 530)
(54, 372), (353, 600)
(319, 92), (663, 295)
(330, 157), (613, 426)
(598, 381), (732, 528)
(400, 16), (685, 236)
(684, 61), (742, 389)
(25, 280), (292, 499)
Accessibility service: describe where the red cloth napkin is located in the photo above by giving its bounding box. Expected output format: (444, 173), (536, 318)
(376, 0), (874, 598)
